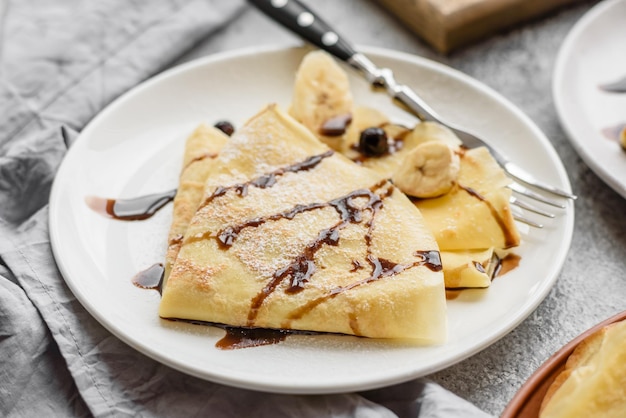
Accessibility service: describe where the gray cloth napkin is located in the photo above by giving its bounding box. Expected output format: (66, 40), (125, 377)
(0, 1), (493, 417)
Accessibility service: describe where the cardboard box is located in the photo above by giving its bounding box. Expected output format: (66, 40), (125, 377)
(374, 0), (583, 53)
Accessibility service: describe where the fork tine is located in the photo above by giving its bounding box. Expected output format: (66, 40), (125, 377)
(504, 162), (577, 200)
(508, 182), (566, 208)
(513, 214), (544, 228)
(510, 196), (555, 218)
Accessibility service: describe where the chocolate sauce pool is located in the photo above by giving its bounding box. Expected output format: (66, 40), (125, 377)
(85, 189), (177, 221)
(132, 263), (165, 294)
(84, 150), (222, 221)
(216, 327), (290, 350)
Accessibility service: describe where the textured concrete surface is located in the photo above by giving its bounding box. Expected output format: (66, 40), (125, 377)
(176, 0), (626, 414)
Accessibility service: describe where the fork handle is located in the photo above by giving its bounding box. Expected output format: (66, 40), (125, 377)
(249, 0), (357, 62)
(249, 0), (436, 116)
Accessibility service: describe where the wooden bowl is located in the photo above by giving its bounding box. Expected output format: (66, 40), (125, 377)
(501, 310), (626, 418)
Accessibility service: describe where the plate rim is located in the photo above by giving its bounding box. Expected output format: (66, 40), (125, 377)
(49, 44), (575, 394)
(552, 0), (626, 199)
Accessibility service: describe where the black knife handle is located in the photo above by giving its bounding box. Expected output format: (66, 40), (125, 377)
(249, 0), (357, 62)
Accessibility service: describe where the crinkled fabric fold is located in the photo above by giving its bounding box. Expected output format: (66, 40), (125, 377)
(0, 264), (90, 417)
(0, 210), (399, 418)
(0, 1), (493, 417)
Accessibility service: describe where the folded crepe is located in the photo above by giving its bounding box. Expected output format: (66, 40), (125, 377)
(289, 52), (520, 289)
(159, 105), (447, 343)
(540, 319), (626, 418)
(164, 124), (229, 283)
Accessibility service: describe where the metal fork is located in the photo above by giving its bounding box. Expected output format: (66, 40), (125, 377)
(249, 0), (576, 227)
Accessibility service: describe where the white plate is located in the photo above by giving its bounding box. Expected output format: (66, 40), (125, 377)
(49, 45), (574, 394)
(553, 0), (626, 198)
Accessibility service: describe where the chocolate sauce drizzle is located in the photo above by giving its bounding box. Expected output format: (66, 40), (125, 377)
(350, 260), (364, 272)
(185, 153), (443, 327)
(319, 113), (352, 136)
(127, 149), (444, 348)
(245, 182), (393, 324)
(458, 184), (518, 248)
(183, 152), (218, 170)
(213, 201), (329, 248)
(195, 150), (334, 212)
(186, 168), (442, 327)
(85, 189), (177, 221)
(285, 250), (441, 326)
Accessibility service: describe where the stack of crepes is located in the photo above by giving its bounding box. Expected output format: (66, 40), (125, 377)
(157, 51), (521, 344)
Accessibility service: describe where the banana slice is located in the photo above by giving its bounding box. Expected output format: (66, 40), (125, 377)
(290, 51), (353, 150)
(393, 141), (460, 198)
(405, 121), (462, 148)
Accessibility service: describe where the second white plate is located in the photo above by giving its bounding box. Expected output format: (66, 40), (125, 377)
(554, 0), (626, 198)
(49, 45), (574, 394)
